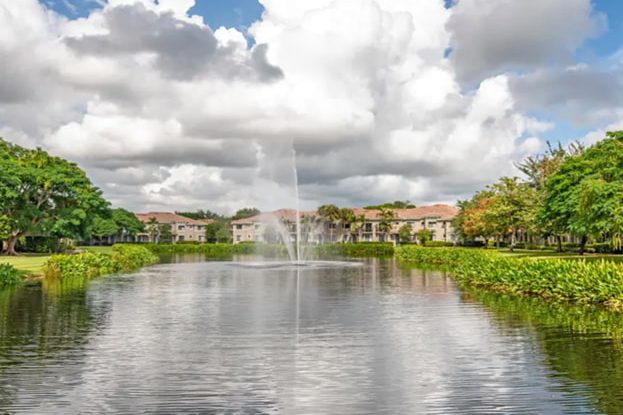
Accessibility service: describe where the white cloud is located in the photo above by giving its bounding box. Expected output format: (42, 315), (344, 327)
(0, 0), (618, 214)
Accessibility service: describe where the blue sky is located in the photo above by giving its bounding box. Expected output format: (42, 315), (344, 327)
(42, 0), (265, 30)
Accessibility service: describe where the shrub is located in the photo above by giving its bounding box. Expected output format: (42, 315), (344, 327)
(43, 252), (117, 280)
(43, 245), (157, 280)
(396, 246), (623, 309)
(424, 241), (455, 247)
(315, 242), (394, 258)
(0, 263), (22, 286)
(142, 243), (255, 256)
(112, 245), (158, 271)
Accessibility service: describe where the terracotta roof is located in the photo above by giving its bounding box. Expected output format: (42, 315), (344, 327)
(352, 204), (458, 221)
(135, 212), (214, 225)
(231, 209), (317, 224)
(231, 204), (457, 224)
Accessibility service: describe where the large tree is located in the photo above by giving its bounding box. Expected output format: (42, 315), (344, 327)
(0, 139), (109, 255)
(542, 131), (623, 254)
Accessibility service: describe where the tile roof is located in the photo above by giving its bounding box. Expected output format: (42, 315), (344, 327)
(135, 212), (214, 225)
(231, 204), (457, 224)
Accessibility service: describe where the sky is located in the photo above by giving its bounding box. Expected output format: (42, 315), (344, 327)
(1, 0), (622, 214)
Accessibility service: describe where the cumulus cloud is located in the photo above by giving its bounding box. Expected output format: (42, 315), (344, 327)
(448, 0), (606, 84)
(0, 0), (618, 213)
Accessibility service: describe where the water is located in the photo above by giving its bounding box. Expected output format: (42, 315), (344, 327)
(1, 258), (623, 413)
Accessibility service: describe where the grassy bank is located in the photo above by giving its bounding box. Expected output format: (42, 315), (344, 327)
(396, 246), (623, 310)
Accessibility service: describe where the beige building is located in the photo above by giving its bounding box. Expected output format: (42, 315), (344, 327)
(135, 212), (213, 243)
(232, 204), (458, 244)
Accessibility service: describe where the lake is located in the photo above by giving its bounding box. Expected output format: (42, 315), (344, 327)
(1, 257), (622, 413)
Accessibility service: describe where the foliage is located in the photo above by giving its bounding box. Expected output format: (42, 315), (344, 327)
(232, 208), (260, 220)
(364, 201), (416, 209)
(416, 229), (432, 245)
(43, 245), (156, 280)
(175, 210), (222, 220)
(398, 223), (413, 243)
(377, 207), (395, 240)
(424, 241), (455, 247)
(143, 242), (256, 257)
(0, 263), (22, 286)
(541, 131), (623, 253)
(88, 216), (119, 239)
(111, 244), (158, 271)
(0, 138), (109, 255)
(397, 246), (623, 309)
(111, 208), (145, 235)
(315, 242), (395, 257)
(206, 220), (232, 243)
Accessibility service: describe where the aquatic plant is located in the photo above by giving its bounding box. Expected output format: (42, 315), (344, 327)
(397, 246), (623, 309)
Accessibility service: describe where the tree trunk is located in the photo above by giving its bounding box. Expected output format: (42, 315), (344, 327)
(556, 235), (562, 253)
(6, 234), (19, 256)
(579, 235), (587, 256)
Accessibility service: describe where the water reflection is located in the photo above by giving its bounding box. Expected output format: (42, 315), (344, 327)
(0, 259), (619, 413)
(463, 288), (623, 415)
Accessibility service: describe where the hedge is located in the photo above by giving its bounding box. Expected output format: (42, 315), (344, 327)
(396, 246), (623, 310)
(315, 242), (395, 257)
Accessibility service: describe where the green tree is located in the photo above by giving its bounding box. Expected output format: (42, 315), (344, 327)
(364, 200), (416, 209)
(542, 131), (623, 254)
(399, 223), (413, 243)
(0, 139), (109, 255)
(377, 207), (395, 242)
(206, 221), (232, 243)
(318, 204), (341, 242)
(176, 210), (221, 220)
(87, 216), (119, 244)
(111, 208), (144, 237)
(487, 177), (538, 251)
(159, 223), (173, 243)
(146, 217), (160, 243)
(232, 208), (260, 220)
(416, 229), (432, 245)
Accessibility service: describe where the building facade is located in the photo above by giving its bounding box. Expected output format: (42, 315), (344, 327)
(232, 204), (458, 244)
(135, 212), (213, 243)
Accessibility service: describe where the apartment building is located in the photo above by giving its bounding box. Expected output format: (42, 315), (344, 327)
(135, 212), (213, 243)
(232, 204), (458, 244)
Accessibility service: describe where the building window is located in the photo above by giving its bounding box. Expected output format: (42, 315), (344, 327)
(365, 223), (372, 232)
(178, 225), (185, 230)
(236, 224), (243, 230)
(236, 235), (241, 241)
(178, 235), (185, 241)
(428, 222), (436, 228)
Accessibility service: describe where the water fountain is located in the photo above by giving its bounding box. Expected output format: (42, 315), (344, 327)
(233, 141), (361, 270)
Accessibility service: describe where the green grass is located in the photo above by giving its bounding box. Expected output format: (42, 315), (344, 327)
(0, 247), (114, 277)
(0, 255), (50, 275)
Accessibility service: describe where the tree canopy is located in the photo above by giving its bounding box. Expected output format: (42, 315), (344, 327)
(0, 139), (109, 254)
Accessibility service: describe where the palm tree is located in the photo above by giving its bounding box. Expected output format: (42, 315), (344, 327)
(338, 208), (356, 243)
(377, 207), (395, 242)
(146, 217), (159, 243)
(352, 213), (367, 242)
(318, 204), (341, 242)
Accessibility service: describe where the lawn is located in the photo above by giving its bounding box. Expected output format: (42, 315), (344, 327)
(0, 255), (50, 275)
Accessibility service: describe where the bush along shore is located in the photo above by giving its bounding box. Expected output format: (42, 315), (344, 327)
(396, 246), (623, 310)
(43, 245), (158, 280)
(0, 263), (22, 287)
(142, 242), (395, 258)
